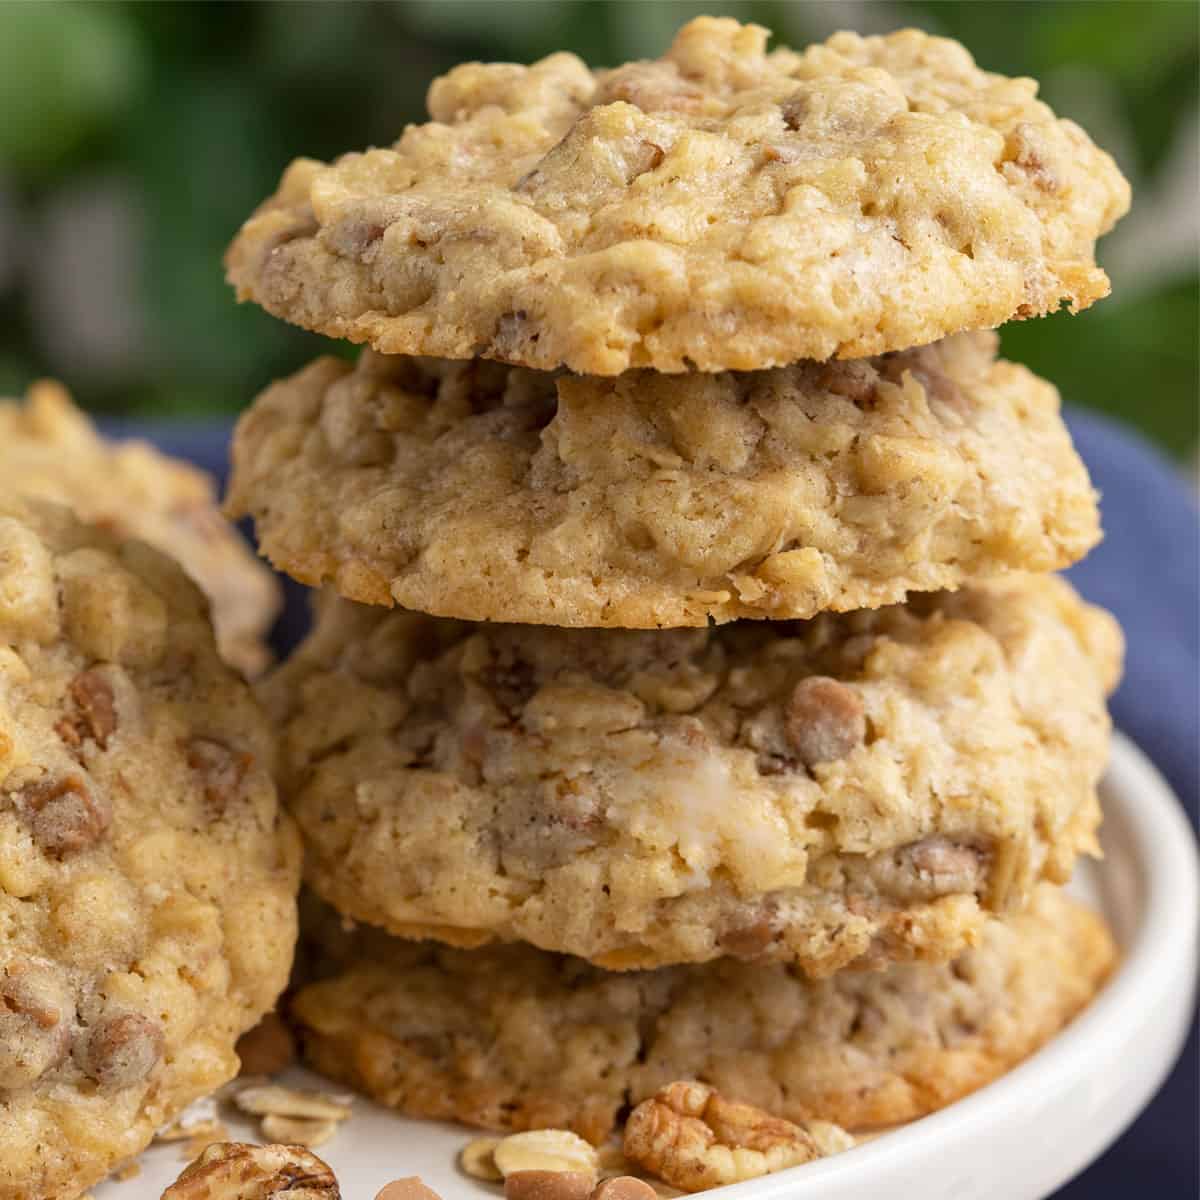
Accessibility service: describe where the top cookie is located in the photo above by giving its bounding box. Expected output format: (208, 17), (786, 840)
(0, 381), (281, 678)
(225, 17), (1129, 375)
(0, 497), (300, 1200)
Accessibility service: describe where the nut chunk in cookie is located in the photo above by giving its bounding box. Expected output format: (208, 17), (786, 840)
(266, 575), (1119, 974)
(0, 497), (300, 1200)
(226, 17), (1128, 374)
(227, 333), (1100, 628)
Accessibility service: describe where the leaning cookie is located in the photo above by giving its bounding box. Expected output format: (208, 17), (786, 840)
(1, 380), (281, 677)
(226, 18), (1128, 375)
(0, 497), (301, 1200)
(262, 574), (1120, 974)
(227, 332), (1099, 627)
(291, 886), (1115, 1145)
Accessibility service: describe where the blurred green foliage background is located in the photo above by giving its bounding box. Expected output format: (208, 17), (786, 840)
(0, 0), (1195, 458)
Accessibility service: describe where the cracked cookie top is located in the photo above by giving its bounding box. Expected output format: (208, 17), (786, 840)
(1, 381), (281, 678)
(263, 574), (1119, 974)
(226, 17), (1129, 375)
(293, 885), (1116, 1143)
(226, 332), (1099, 628)
(0, 497), (300, 1200)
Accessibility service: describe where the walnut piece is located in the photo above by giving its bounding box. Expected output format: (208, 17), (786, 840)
(58, 668), (118, 750)
(0, 957), (73, 1088)
(187, 738), (252, 814)
(161, 1141), (340, 1199)
(622, 1082), (852, 1192)
(81, 1010), (164, 1088)
(903, 836), (988, 896)
(783, 677), (865, 767)
(20, 773), (111, 856)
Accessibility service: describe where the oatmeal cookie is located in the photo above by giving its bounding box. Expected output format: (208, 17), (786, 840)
(225, 18), (1129, 375)
(227, 333), (1098, 626)
(0, 497), (301, 1200)
(291, 886), (1116, 1143)
(1, 380), (280, 677)
(263, 575), (1120, 973)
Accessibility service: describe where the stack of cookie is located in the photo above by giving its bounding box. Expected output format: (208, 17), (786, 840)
(225, 16), (1130, 1186)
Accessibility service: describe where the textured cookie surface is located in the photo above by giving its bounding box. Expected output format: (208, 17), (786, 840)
(226, 17), (1129, 375)
(228, 332), (1099, 627)
(0, 382), (281, 678)
(0, 498), (301, 1200)
(263, 576), (1120, 973)
(292, 886), (1116, 1143)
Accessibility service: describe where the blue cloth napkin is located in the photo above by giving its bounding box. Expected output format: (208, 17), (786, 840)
(118, 408), (1199, 1199)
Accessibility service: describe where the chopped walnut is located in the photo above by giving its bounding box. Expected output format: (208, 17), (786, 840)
(161, 1142), (340, 1199)
(783, 676), (865, 767)
(0, 957), (73, 1088)
(81, 1010), (164, 1087)
(813, 360), (878, 404)
(187, 738), (252, 815)
(623, 1081), (852, 1192)
(504, 1171), (594, 1200)
(20, 773), (111, 856)
(57, 669), (118, 750)
(235, 1012), (296, 1077)
(892, 836), (990, 899)
(716, 914), (776, 961)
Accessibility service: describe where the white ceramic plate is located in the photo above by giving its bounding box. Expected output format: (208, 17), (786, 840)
(100, 732), (1198, 1200)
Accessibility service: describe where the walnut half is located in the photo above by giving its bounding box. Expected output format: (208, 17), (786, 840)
(161, 1142), (340, 1200)
(622, 1082), (852, 1193)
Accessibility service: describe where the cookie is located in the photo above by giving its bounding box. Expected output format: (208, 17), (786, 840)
(1, 380), (281, 677)
(262, 575), (1120, 974)
(225, 18), (1129, 375)
(0, 497), (301, 1200)
(291, 885), (1116, 1143)
(227, 332), (1099, 627)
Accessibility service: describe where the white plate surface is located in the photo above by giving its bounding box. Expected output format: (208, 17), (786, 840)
(98, 732), (1198, 1200)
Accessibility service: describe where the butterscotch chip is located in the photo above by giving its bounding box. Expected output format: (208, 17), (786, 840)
(504, 1171), (594, 1200)
(266, 575), (1119, 973)
(292, 887), (1115, 1144)
(227, 333), (1100, 628)
(0, 497), (301, 1200)
(0, 380), (280, 677)
(592, 1180), (658, 1200)
(374, 1179), (442, 1200)
(225, 17), (1128, 374)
